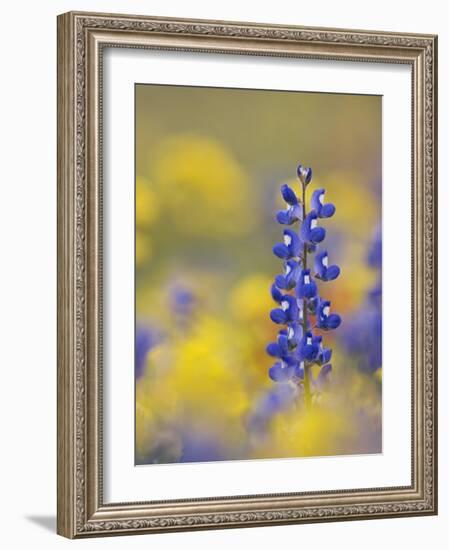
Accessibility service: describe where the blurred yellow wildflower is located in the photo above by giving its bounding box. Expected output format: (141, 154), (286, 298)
(151, 134), (254, 237)
(136, 176), (160, 228)
(135, 230), (152, 266)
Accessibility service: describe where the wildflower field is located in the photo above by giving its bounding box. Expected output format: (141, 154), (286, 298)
(135, 84), (382, 464)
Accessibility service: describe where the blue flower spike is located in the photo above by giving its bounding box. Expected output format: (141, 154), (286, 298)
(267, 162), (341, 407)
(314, 250), (340, 281)
(311, 188), (336, 218)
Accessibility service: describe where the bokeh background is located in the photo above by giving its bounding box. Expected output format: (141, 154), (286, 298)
(135, 84), (382, 465)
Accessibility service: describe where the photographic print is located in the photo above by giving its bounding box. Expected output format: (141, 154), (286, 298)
(135, 84), (382, 465)
(58, 12), (437, 537)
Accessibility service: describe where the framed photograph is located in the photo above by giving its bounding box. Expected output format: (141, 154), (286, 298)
(57, 11), (438, 538)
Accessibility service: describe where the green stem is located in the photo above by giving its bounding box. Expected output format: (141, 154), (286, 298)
(301, 182), (312, 410)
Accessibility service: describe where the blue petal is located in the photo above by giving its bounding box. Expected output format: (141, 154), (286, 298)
(291, 204), (303, 222)
(284, 229), (301, 257)
(298, 331), (320, 361)
(278, 334), (289, 355)
(270, 308), (288, 324)
(300, 212), (325, 245)
(283, 355), (299, 367)
(326, 265), (340, 280)
(269, 362), (294, 382)
(321, 348), (332, 364)
(311, 189), (324, 212)
(281, 184), (298, 205)
(296, 269), (318, 299)
(310, 227), (326, 244)
(304, 168), (312, 184)
(326, 314), (341, 329)
(314, 250), (328, 278)
(312, 335), (323, 346)
(276, 210), (291, 225)
(287, 322), (303, 347)
(299, 213), (312, 242)
(321, 203), (336, 218)
(273, 243), (290, 259)
(284, 261), (301, 289)
(271, 284), (284, 303)
(266, 342), (281, 357)
(275, 274), (288, 289)
(281, 295), (299, 321)
(304, 281), (318, 298)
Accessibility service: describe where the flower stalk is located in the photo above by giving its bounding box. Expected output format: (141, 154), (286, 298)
(301, 177), (312, 409)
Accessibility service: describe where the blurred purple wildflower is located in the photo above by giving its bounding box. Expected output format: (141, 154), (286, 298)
(135, 324), (160, 379)
(247, 384), (296, 432)
(170, 284), (197, 317)
(180, 432), (225, 463)
(341, 226), (382, 374)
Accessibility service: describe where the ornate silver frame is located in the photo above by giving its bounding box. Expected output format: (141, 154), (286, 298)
(57, 11), (438, 538)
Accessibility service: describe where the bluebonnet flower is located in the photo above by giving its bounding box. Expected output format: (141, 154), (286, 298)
(316, 300), (342, 330)
(275, 259), (301, 290)
(267, 163), (341, 407)
(314, 250), (340, 281)
(273, 229), (301, 259)
(271, 283), (284, 303)
(298, 331), (320, 361)
(300, 211), (326, 245)
(266, 331), (291, 358)
(296, 268), (318, 299)
(269, 361), (296, 382)
(270, 294), (300, 324)
(276, 184), (303, 225)
(311, 189), (336, 218)
(314, 335), (332, 365)
(287, 321), (304, 348)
